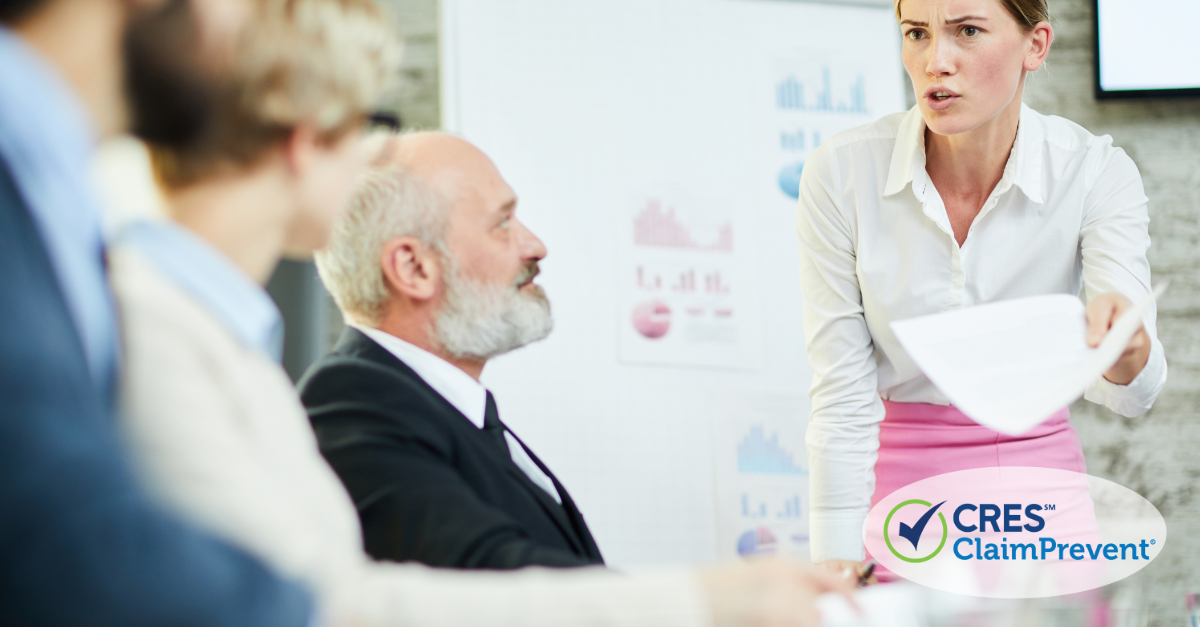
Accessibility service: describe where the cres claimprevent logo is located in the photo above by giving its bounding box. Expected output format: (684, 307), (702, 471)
(884, 499), (948, 563)
(864, 468), (1168, 598)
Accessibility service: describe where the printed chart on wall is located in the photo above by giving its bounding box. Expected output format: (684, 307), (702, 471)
(443, 0), (904, 566)
(773, 56), (885, 206)
(713, 393), (812, 559)
(617, 190), (761, 369)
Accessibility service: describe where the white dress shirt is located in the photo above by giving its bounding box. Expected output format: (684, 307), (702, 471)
(353, 325), (563, 504)
(795, 104), (1168, 562)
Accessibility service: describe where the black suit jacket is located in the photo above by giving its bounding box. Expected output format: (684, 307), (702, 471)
(299, 328), (604, 569)
(0, 157), (312, 626)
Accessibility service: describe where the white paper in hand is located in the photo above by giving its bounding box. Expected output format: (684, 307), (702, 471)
(890, 286), (1163, 435)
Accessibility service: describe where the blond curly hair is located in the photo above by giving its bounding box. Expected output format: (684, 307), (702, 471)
(151, 0), (403, 188)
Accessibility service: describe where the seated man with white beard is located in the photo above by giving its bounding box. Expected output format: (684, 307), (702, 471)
(300, 132), (604, 570)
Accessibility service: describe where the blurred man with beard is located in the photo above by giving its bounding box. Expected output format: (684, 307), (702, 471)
(301, 132), (604, 570)
(0, 0), (312, 624)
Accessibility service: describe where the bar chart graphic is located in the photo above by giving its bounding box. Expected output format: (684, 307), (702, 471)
(775, 67), (868, 115)
(780, 129), (821, 152)
(633, 200), (733, 252)
(771, 59), (882, 203)
(741, 493), (803, 519)
(780, 130), (805, 151)
(738, 426), (806, 475)
(714, 393), (812, 559)
(636, 266), (731, 296)
(618, 196), (757, 369)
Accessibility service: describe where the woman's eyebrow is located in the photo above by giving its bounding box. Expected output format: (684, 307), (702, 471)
(900, 15), (988, 27)
(944, 15), (988, 24)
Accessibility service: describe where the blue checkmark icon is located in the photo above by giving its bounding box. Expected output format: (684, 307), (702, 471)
(897, 500), (946, 551)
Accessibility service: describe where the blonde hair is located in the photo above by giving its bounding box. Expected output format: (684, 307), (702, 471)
(895, 0), (1049, 32)
(151, 0), (403, 188)
(315, 164), (450, 326)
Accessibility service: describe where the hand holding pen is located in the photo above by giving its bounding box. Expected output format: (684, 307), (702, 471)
(855, 559), (877, 587)
(816, 558), (878, 586)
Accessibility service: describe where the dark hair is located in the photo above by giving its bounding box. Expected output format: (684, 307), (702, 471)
(896, 0), (1050, 33)
(0, 0), (46, 23)
(124, 0), (218, 149)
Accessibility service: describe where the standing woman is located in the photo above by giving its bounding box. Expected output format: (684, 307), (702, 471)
(796, 0), (1167, 574)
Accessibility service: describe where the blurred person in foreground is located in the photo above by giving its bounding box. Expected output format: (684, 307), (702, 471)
(0, 0), (315, 624)
(302, 132), (601, 570)
(109, 0), (854, 626)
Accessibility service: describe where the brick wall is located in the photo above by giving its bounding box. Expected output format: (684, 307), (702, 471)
(1023, 1), (1200, 624)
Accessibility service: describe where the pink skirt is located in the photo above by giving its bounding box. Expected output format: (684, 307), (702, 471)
(866, 400), (1087, 580)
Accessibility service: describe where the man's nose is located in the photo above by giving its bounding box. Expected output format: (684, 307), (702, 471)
(517, 219), (547, 261)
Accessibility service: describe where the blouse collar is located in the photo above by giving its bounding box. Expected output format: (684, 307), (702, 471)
(883, 103), (1046, 205)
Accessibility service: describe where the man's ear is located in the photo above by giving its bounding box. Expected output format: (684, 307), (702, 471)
(380, 236), (440, 302)
(282, 123), (319, 175)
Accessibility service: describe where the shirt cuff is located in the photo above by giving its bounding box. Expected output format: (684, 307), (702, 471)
(1083, 337), (1167, 417)
(809, 513), (867, 563)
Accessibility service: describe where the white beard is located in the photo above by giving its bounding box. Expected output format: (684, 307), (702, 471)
(433, 260), (554, 360)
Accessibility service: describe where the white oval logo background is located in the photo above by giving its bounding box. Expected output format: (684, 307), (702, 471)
(863, 467), (1167, 598)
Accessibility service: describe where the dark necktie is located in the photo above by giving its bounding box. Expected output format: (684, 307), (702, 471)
(483, 391), (511, 457)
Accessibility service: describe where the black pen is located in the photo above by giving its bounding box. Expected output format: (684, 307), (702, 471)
(857, 559), (877, 587)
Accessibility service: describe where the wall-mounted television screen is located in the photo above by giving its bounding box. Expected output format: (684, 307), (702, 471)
(1094, 0), (1200, 99)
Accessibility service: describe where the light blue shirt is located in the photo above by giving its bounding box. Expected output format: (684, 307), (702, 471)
(119, 220), (284, 361)
(0, 28), (118, 392)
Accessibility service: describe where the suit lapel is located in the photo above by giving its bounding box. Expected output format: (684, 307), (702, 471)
(479, 429), (590, 557)
(503, 430), (603, 562)
(335, 328), (597, 559)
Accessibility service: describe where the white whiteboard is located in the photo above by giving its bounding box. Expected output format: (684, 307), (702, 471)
(442, 0), (905, 567)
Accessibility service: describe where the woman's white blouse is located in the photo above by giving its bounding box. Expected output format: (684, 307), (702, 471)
(795, 104), (1168, 562)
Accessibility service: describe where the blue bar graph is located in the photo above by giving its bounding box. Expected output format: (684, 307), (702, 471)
(779, 495), (802, 519)
(738, 426), (806, 475)
(776, 68), (869, 115)
(776, 76), (805, 110)
(780, 130), (805, 151)
(818, 67), (832, 111)
(741, 494), (769, 517)
(740, 493), (804, 520)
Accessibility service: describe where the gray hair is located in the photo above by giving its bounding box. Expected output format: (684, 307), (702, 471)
(315, 166), (448, 326)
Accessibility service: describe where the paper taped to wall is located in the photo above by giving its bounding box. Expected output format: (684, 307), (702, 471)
(890, 285), (1164, 435)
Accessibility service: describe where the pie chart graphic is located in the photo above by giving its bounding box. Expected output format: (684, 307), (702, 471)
(737, 527), (778, 556)
(631, 299), (671, 339)
(777, 160), (805, 200)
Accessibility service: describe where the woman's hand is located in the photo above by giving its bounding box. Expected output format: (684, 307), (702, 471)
(1086, 293), (1151, 385)
(814, 559), (877, 586)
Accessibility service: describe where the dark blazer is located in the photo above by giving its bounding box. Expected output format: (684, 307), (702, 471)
(299, 327), (604, 570)
(0, 159), (312, 627)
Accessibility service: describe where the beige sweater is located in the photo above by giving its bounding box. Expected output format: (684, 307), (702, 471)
(110, 246), (711, 627)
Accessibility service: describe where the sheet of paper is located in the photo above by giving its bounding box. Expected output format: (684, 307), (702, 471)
(890, 286), (1163, 435)
(818, 584), (923, 627)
